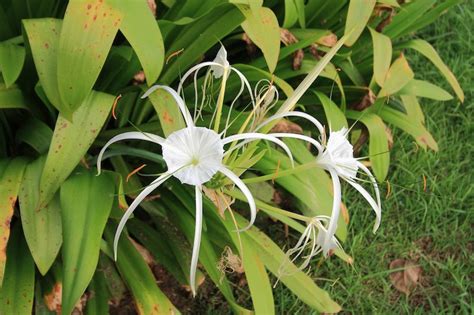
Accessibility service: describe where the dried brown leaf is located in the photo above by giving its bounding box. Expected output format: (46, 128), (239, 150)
(389, 259), (422, 295)
(202, 187), (234, 218)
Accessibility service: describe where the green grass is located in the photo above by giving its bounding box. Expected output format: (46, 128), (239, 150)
(272, 3), (473, 314)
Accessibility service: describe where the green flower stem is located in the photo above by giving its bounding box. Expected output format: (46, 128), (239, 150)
(213, 69), (229, 132)
(223, 188), (311, 223)
(241, 161), (318, 184)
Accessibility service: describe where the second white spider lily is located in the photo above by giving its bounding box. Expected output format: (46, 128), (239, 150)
(272, 123), (381, 272)
(316, 127), (381, 255)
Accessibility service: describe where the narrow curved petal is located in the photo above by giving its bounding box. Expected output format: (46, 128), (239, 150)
(219, 167), (256, 231)
(113, 173), (171, 260)
(97, 132), (165, 175)
(323, 168), (342, 256)
(356, 161), (382, 232)
(176, 61), (223, 95)
(190, 185), (203, 297)
(222, 133), (294, 167)
(279, 224), (313, 277)
(346, 178), (381, 233)
(141, 85), (194, 127)
(255, 111), (326, 140)
(268, 132), (324, 154)
(230, 66), (256, 108)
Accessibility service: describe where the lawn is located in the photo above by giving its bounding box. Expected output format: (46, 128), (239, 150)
(268, 3), (473, 314)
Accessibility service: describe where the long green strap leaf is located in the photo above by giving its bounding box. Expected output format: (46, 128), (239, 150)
(398, 39), (464, 102)
(109, 0), (164, 85)
(344, 0), (376, 46)
(0, 224), (35, 315)
(58, 0), (122, 110)
(238, 5), (280, 73)
(60, 170), (115, 315)
(0, 157), (27, 286)
(39, 90), (114, 207)
(104, 225), (179, 315)
(23, 19), (69, 116)
(19, 157), (62, 275)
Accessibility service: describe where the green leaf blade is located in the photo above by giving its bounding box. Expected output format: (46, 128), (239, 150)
(57, 0), (122, 110)
(60, 171), (115, 315)
(39, 91), (114, 206)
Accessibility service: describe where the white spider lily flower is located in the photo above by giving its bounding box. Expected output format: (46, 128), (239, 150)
(98, 85), (295, 296)
(271, 124), (381, 271)
(316, 127), (381, 255)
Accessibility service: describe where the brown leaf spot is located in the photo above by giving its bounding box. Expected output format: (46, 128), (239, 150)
(389, 259), (422, 295)
(44, 43), (49, 49)
(162, 111), (174, 124)
(44, 282), (62, 313)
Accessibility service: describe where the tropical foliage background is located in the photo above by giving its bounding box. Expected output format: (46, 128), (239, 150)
(0, 0), (467, 314)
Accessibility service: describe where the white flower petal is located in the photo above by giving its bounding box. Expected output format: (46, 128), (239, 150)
(346, 178), (381, 233)
(190, 185), (203, 297)
(256, 111), (326, 141)
(268, 132), (324, 153)
(356, 161), (382, 232)
(97, 132), (165, 175)
(113, 172), (172, 260)
(323, 168), (342, 256)
(219, 166), (256, 231)
(177, 61), (222, 95)
(211, 46), (230, 78)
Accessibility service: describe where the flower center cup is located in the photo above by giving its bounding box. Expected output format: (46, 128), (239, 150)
(162, 127), (224, 185)
(317, 129), (358, 179)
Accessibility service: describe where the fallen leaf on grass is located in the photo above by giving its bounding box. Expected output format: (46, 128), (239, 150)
(389, 259), (422, 295)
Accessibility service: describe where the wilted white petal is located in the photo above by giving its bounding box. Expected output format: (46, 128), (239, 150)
(219, 167), (256, 231)
(211, 46), (230, 78)
(190, 185), (203, 296)
(114, 172), (172, 260)
(97, 132), (165, 175)
(163, 127), (224, 185)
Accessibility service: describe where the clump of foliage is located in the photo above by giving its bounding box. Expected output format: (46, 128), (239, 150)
(0, 0), (463, 314)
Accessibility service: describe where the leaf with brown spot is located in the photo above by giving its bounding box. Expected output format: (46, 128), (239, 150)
(58, 0), (122, 110)
(19, 156), (62, 275)
(39, 91), (114, 206)
(389, 259), (422, 295)
(238, 5), (280, 73)
(0, 157), (27, 287)
(146, 88), (186, 137)
(0, 224), (35, 314)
